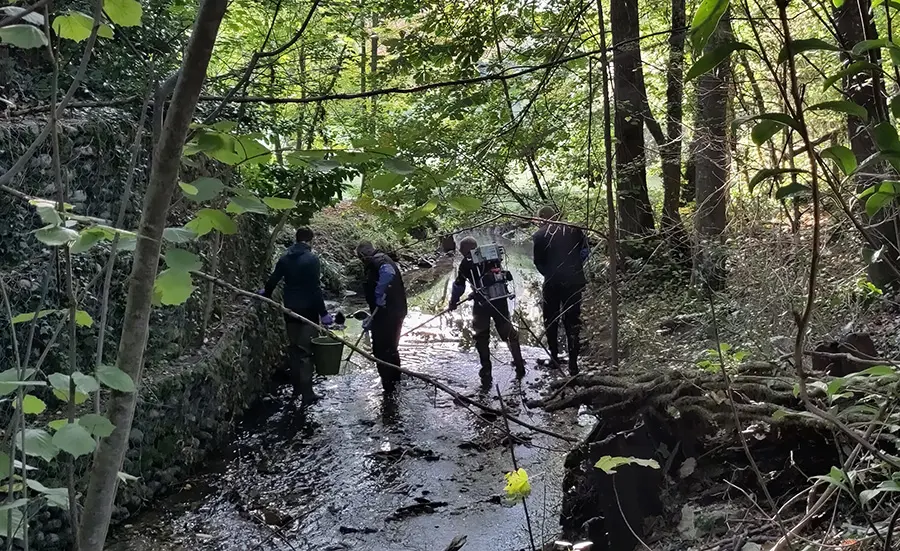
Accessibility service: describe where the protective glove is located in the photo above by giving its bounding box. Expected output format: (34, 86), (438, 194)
(320, 313), (334, 327)
(362, 315), (374, 331)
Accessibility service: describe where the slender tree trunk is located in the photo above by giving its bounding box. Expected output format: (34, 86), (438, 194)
(693, 9), (732, 288)
(611, 0), (655, 238)
(77, 0), (228, 548)
(370, 14), (378, 134)
(835, 0), (899, 286)
(296, 42), (307, 149)
(661, 0), (685, 231)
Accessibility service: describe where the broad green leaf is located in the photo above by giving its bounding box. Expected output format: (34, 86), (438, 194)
(685, 42), (754, 81)
(861, 479), (900, 504)
(775, 182), (811, 200)
(859, 365), (897, 377)
(0, 6), (45, 25)
(448, 196), (484, 212)
(103, 0), (142, 26)
(891, 95), (900, 119)
(72, 372), (100, 393)
(853, 38), (887, 56)
(79, 414), (115, 438)
(808, 100), (868, 121)
(70, 228), (107, 254)
(211, 120), (236, 132)
(233, 135), (271, 165)
(48, 372), (70, 392)
(226, 196), (268, 215)
(689, 0), (729, 54)
(29, 199), (61, 225)
(182, 177), (224, 203)
(164, 248), (202, 272)
(409, 198), (439, 222)
(833, 0), (844, 6)
(262, 197), (297, 210)
(383, 157), (417, 174)
(0, 506), (25, 541)
(368, 172), (404, 191)
(35, 225), (78, 246)
(153, 269), (195, 306)
(823, 62), (880, 91)
(16, 429), (58, 462)
(0, 499), (28, 514)
(826, 378), (845, 397)
(97, 365), (136, 392)
(52, 12), (113, 42)
(821, 146), (857, 175)
(74, 310), (93, 327)
(187, 209), (237, 236)
(0, 368), (37, 396)
(179, 182), (199, 196)
(777, 38), (841, 64)
(594, 455), (661, 474)
(0, 24), (48, 48)
(735, 113), (802, 146)
(52, 423), (96, 458)
(332, 150), (373, 164)
(47, 419), (68, 431)
(311, 159), (339, 173)
(16, 394), (46, 415)
(286, 150), (330, 164)
(860, 181), (900, 199)
(874, 122), (900, 152)
(11, 310), (57, 324)
(24, 480), (68, 509)
(162, 226), (198, 244)
(866, 192), (895, 216)
(748, 168), (807, 193)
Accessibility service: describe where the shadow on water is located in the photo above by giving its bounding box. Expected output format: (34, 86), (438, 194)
(107, 231), (585, 551)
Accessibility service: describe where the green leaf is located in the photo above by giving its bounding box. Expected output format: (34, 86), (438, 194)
(162, 226), (198, 244)
(861, 479), (900, 504)
(853, 38), (887, 56)
(0, 499), (29, 514)
(874, 122), (900, 152)
(74, 310), (93, 328)
(153, 269), (195, 306)
(186, 209), (237, 236)
(164, 248), (202, 272)
(823, 62), (880, 91)
(29, 199), (62, 225)
(233, 135), (271, 165)
(833, 0), (845, 6)
(368, 172), (404, 191)
(0, 368), (37, 396)
(25, 480), (68, 509)
(52, 389), (89, 404)
(178, 182), (199, 196)
(826, 378), (845, 397)
(409, 198), (439, 222)
(103, 0), (142, 26)
(16, 429), (58, 462)
(35, 225), (78, 246)
(79, 414), (115, 438)
(11, 309), (57, 324)
(775, 182), (811, 200)
(17, 394), (46, 415)
(891, 95), (900, 119)
(47, 419), (67, 431)
(859, 365), (897, 377)
(262, 197), (297, 210)
(866, 192), (895, 216)
(808, 100), (868, 121)
(0, 24), (48, 48)
(182, 177), (224, 203)
(72, 372), (100, 393)
(748, 168), (807, 193)
(97, 365), (136, 392)
(53, 423), (96, 458)
(821, 145), (858, 175)
(70, 228), (107, 254)
(448, 196), (484, 212)
(226, 196), (268, 215)
(685, 42), (754, 81)
(594, 455), (661, 474)
(689, 0), (730, 53)
(735, 113), (802, 146)
(383, 157), (417, 174)
(52, 12), (113, 42)
(0, 506), (25, 541)
(777, 38), (840, 64)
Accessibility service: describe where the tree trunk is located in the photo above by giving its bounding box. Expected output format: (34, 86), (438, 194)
(611, 0), (655, 238)
(693, 9), (732, 289)
(77, 0), (228, 548)
(835, 0), (900, 286)
(661, 0), (685, 231)
(370, 14), (378, 134)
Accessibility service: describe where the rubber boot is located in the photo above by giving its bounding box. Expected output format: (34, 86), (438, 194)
(476, 340), (493, 388)
(567, 334), (580, 376)
(508, 339), (526, 379)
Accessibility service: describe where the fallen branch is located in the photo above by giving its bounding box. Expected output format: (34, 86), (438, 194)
(191, 270), (578, 443)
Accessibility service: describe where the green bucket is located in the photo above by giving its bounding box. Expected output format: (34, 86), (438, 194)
(312, 335), (344, 376)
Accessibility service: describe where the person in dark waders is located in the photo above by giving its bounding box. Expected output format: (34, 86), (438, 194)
(532, 206), (589, 376)
(261, 227), (333, 407)
(449, 236), (526, 388)
(356, 241), (408, 395)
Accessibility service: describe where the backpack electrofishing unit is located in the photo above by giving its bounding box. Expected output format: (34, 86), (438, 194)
(469, 243), (515, 302)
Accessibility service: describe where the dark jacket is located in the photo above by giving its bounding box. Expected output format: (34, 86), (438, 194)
(453, 256), (509, 306)
(532, 224), (588, 287)
(363, 252), (408, 317)
(264, 242), (327, 317)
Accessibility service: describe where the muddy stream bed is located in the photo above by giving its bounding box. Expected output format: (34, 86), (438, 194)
(107, 236), (591, 551)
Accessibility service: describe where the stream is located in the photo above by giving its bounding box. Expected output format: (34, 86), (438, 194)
(107, 233), (589, 551)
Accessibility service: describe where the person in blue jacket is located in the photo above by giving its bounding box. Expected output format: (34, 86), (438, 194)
(262, 226), (333, 406)
(532, 206), (589, 375)
(356, 241), (408, 394)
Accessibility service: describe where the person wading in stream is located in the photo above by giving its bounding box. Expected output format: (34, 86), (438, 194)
(261, 227), (333, 406)
(532, 206), (589, 376)
(449, 236), (526, 388)
(356, 241), (408, 394)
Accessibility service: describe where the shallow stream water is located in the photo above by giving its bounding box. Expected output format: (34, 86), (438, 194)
(107, 233), (588, 551)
